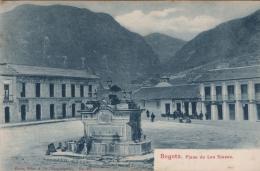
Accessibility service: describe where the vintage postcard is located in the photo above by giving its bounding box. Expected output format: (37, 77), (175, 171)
(0, 1), (260, 171)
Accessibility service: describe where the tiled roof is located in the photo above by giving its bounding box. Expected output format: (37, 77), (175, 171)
(0, 63), (99, 79)
(133, 84), (200, 100)
(195, 65), (260, 82)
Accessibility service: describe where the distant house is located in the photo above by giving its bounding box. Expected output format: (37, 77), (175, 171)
(0, 63), (99, 124)
(133, 77), (201, 117)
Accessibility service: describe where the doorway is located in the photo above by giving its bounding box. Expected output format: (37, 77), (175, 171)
(243, 104), (249, 120)
(5, 107), (10, 123)
(257, 104), (260, 120)
(21, 105), (26, 121)
(229, 104), (235, 120)
(217, 104), (223, 120)
(72, 104), (76, 117)
(184, 102), (189, 114)
(176, 103), (181, 112)
(50, 104), (55, 119)
(62, 103), (66, 118)
(36, 104), (41, 120)
(206, 104), (211, 120)
(192, 102), (197, 115)
(165, 103), (170, 115)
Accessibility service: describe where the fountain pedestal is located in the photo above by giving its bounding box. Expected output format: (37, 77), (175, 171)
(81, 103), (152, 156)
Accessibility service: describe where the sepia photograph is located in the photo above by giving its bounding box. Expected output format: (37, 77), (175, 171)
(0, 1), (260, 171)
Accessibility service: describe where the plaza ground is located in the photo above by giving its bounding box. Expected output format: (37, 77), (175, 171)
(1, 119), (260, 171)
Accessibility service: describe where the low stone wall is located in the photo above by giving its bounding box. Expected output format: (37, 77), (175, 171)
(90, 140), (152, 156)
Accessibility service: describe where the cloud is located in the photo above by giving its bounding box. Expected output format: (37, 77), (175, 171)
(115, 8), (221, 40)
(148, 8), (184, 18)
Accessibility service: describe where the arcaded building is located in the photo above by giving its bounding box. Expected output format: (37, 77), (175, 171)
(195, 65), (260, 121)
(0, 63), (99, 124)
(134, 65), (260, 122)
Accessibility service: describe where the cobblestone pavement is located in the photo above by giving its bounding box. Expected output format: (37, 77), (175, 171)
(1, 119), (260, 171)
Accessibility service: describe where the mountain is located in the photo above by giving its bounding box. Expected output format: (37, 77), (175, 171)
(167, 9), (260, 72)
(144, 33), (186, 64)
(0, 4), (159, 87)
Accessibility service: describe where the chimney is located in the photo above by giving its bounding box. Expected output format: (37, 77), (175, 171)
(62, 56), (67, 67)
(81, 57), (86, 68)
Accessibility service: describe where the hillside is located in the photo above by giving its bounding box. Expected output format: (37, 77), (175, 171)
(0, 4), (160, 86)
(144, 33), (186, 64)
(167, 9), (260, 72)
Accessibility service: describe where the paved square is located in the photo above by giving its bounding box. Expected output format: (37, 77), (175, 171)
(1, 120), (260, 171)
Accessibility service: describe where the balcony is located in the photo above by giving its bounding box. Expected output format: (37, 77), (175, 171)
(241, 94), (248, 100)
(216, 95), (222, 101)
(228, 94), (235, 101)
(3, 95), (14, 103)
(205, 96), (211, 101)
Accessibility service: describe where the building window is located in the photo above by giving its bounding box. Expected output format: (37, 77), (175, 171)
(81, 103), (85, 110)
(49, 84), (54, 97)
(21, 105), (26, 121)
(205, 87), (211, 100)
(4, 84), (9, 99)
(227, 85), (235, 100)
(36, 104), (41, 120)
(72, 104), (76, 117)
(255, 84), (260, 100)
(241, 84), (248, 100)
(216, 86), (222, 101)
(88, 85), (92, 97)
(62, 103), (66, 118)
(21, 83), (26, 97)
(80, 85), (84, 97)
(62, 84), (66, 97)
(35, 83), (41, 97)
(71, 84), (75, 97)
(50, 104), (55, 119)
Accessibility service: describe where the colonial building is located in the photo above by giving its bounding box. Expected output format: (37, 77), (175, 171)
(133, 77), (201, 117)
(195, 65), (260, 121)
(0, 63), (99, 124)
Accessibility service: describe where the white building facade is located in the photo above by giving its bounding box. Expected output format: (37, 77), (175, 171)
(134, 81), (201, 118)
(197, 66), (260, 121)
(0, 63), (99, 124)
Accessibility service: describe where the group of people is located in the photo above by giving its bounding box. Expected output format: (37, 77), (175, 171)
(168, 110), (204, 120)
(145, 110), (205, 122)
(146, 110), (155, 122)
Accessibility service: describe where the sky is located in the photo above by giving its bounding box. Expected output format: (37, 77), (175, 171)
(1, 1), (260, 40)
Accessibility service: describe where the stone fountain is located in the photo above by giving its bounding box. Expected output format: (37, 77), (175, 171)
(80, 100), (152, 156)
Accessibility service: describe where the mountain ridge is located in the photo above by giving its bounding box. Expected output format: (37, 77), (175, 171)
(0, 4), (160, 87)
(144, 33), (186, 64)
(167, 9), (260, 73)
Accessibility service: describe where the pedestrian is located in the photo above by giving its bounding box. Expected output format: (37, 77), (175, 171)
(146, 110), (150, 118)
(199, 112), (203, 120)
(173, 111), (177, 120)
(151, 113), (155, 122)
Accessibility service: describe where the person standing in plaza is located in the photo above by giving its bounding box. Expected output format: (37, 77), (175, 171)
(146, 110), (150, 118)
(151, 112), (155, 122)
